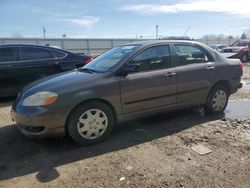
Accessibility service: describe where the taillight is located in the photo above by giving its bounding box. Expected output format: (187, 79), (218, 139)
(239, 62), (243, 71)
(83, 57), (93, 64)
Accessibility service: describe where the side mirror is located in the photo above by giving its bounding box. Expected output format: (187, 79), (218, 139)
(192, 51), (204, 59)
(119, 64), (139, 76)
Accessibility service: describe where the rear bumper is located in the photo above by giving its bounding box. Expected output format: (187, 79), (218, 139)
(231, 82), (243, 94)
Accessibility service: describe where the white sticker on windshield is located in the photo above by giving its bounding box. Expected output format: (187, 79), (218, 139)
(122, 45), (136, 50)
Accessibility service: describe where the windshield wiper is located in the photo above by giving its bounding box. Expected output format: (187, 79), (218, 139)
(79, 68), (96, 73)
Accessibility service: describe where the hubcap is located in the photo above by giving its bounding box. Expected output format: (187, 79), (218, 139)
(212, 90), (227, 111)
(77, 109), (108, 140)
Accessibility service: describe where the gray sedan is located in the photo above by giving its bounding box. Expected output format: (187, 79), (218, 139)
(11, 40), (243, 145)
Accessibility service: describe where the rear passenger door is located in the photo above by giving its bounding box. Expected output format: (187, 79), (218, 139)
(120, 44), (177, 114)
(15, 47), (61, 86)
(173, 43), (216, 107)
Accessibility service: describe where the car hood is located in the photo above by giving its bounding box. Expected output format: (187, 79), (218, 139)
(22, 70), (100, 96)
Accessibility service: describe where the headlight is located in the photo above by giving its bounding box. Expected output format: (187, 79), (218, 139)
(22, 91), (58, 106)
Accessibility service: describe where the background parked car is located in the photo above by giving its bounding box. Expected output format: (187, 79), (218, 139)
(160, 36), (192, 40)
(209, 44), (227, 52)
(221, 39), (250, 63)
(0, 44), (93, 97)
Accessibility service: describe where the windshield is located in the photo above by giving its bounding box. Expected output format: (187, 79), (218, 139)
(83, 45), (139, 73)
(230, 41), (250, 46)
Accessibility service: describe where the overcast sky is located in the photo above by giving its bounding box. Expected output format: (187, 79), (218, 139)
(0, 0), (250, 38)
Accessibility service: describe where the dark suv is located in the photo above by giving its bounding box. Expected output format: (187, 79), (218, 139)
(0, 44), (93, 97)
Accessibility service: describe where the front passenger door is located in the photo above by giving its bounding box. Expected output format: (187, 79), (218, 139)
(120, 45), (177, 114)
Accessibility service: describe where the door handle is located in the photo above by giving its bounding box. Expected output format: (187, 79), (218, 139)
(151, 60), (162, 64)
(164, 72), (176, 78)
(206, 66), (215, 70)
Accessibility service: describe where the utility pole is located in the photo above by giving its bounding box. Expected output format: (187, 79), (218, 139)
(155, 25), (159, 39)
(43, 26), (46, 38)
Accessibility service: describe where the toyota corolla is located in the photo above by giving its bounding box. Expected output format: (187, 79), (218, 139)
(11, 40), (243, 145)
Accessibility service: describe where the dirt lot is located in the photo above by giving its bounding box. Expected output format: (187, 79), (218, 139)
(0, 66), (249, 188)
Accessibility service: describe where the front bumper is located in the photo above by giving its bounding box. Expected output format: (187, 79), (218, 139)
(11, 104), (67, 138)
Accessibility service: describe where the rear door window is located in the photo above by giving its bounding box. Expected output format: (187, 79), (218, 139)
(51, 50), (66, 58)
(0, 47), (18, 63)
(174, 44), (213, 66)
(21, 47), (54, 61)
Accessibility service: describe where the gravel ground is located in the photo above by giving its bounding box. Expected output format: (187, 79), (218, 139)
(0, 66), (249, 188)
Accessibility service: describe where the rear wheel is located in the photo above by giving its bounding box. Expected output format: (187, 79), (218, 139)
(241, 53), (248, 63)
(67, 102), (115, 145)
(205, 85), (229, 114)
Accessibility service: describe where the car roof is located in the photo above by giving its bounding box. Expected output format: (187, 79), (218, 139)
(0, 44), (70, 53)
(124, 40), (204, 47)
(124, 40), (215, 57)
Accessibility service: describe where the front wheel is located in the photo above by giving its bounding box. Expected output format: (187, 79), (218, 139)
(67, 102), (115, 145)
(205, 85), (229, 114)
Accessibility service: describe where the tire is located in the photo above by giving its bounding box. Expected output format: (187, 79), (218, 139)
(205, 85), (229, 114)
(240, 53), (248, 63)
(67, 102), (115, 145)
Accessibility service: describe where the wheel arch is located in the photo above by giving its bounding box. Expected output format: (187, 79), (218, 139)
(209, 80), (231, 97)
